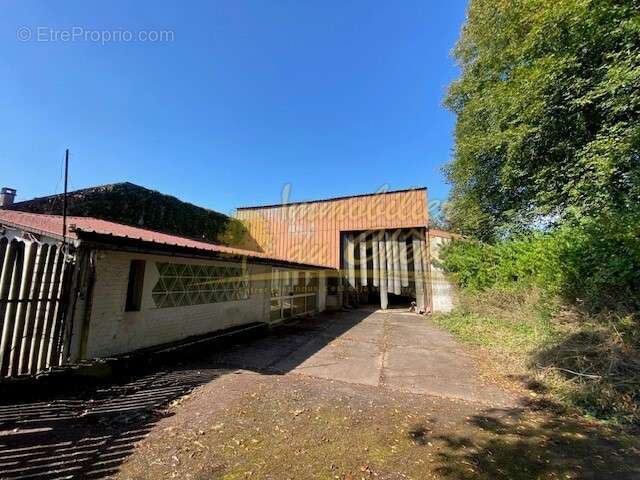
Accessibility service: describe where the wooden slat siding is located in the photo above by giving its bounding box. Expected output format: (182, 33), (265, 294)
(262, 208), (268, 253)
(260, 208), (268, 256)
(7, 242), (37, 376)
(390, 192), (397, 232)
(18, 244), (47, 374)
(256, 209), (262, 250)
(276, 206), (281, 257)
(273, 206), (279, 258)
(281, 206), (287, 260)
(262, 208), (268, 252)
(28, 244), (53, 374)
(284, 205), (289, 259)
(236, 189), (428, 269)
(335, 209), (339, 267)
(0, 241), (23, 376)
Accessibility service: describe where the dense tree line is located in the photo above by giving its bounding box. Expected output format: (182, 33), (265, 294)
(444, 0), (639, 239)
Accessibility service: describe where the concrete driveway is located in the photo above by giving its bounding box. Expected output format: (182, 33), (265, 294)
(6, 308), (636, 480)
(213, 307), (513, 406)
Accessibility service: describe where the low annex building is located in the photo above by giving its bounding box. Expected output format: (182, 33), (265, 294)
(0, 210), (329, 378)
(0, 185), (455, 379)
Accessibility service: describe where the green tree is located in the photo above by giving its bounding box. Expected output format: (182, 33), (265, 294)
(444, 0), (640, 239)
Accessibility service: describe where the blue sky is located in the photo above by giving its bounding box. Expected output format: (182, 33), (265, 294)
(1, 1), (467, 215)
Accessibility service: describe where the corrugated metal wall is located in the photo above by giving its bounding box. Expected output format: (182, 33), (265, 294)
(236, 189), (428, 268)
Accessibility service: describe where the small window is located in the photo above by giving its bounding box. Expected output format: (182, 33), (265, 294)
(125, 260), (146, 312)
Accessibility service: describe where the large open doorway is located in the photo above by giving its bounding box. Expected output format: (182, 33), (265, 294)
(339, 228), (431, 312)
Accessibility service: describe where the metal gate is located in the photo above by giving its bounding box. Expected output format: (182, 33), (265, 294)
(0, 236), (73, 378)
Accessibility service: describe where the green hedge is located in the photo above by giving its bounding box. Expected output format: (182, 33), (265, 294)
(441, 214), (640, 312)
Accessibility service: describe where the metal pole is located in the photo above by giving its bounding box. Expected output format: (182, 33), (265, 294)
(62, 149), (69, 247)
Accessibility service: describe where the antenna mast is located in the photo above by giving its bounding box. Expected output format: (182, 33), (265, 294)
(62, 149), (69, 248)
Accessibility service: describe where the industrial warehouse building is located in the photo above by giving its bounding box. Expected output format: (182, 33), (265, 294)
(236, 188), (454, 313)
(0, 185), (454, 378)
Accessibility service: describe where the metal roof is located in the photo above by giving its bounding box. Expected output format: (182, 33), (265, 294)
(0, 210), (332, 269)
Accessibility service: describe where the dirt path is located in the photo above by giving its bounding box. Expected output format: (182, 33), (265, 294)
(1, 308), (638, 479)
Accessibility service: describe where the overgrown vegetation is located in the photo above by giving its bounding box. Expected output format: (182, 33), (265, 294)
(9, 182), (256, 247)
(442, 214), (640, 312)
(437, 236), (640, 426)
(439, 0), (640, 426)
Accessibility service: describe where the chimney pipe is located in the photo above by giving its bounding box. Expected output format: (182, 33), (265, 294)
(0, 187), (16, 207)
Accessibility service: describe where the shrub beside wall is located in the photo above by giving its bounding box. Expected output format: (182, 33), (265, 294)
(441, 214), (640, 312)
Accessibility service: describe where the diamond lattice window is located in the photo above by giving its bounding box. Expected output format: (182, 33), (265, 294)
(152, 262), (249, 308)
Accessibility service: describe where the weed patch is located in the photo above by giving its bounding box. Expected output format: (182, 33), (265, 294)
(434, 289), (640, 426)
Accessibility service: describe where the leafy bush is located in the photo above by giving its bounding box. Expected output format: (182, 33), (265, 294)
(443, 0), (640, 240)
(441, 214), (640, 312)
(555, 214), (640, 311)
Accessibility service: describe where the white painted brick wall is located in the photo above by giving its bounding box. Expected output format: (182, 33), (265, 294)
(83, 250), (271, 358)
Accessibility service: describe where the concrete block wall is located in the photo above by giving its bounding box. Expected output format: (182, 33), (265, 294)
(82, 250), (271, 359)
(429, 235), (455, 313)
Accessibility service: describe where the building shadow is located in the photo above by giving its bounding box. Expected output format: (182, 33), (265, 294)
(0, 307), (373, 479)
(199, 307), (376, 374)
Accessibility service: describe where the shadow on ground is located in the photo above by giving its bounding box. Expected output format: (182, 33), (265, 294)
(0, 309), (371, 480)
(532, 322), (640, 426)
(434, 399), (640, 480)
(0, 367), (233, 479)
